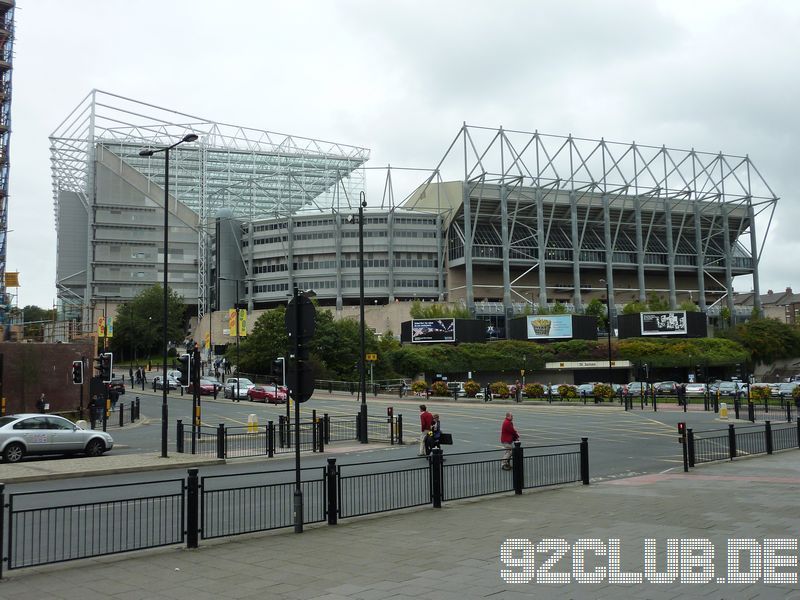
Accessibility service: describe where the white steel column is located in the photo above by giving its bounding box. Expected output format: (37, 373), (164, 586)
(570, 191), (582, 311)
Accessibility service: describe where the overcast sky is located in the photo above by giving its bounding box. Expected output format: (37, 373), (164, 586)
(7, 0), (799, 308)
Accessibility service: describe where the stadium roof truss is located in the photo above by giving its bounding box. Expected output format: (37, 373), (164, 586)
(406, 124), (779, 315)
(50, 90), (370, 320)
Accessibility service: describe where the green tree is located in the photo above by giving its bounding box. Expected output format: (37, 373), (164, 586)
(678, 300), (698, 312)
(409, 301), (470, 319)
(647, 294), (670, 311)
(19, 305), (57, 340)
(111, 285), (186, 361)
(718, 319), (800, 365)
(584, 298), (607, 330)
(622, 300), (648, 315)
(551, 301), (568, 314)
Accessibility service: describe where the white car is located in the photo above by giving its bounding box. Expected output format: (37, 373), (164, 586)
(0, 414), (114, 463)
(224, 378), (255, 399)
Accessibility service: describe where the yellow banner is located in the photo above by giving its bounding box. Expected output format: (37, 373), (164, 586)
(106, 316), (113, 338)
(228, 309), (247, 336)
(97, 316), (106, 337)
(4, 272), (19, 287)
(204, 332), (210, 349)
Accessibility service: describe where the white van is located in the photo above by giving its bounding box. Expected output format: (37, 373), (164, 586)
(446, 381), (467, 397)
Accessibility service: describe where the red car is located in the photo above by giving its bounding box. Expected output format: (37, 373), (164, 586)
(188, 378), (223, 396)
(247, 385), (288, 404)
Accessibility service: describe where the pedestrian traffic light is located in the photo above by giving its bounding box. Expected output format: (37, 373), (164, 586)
(677, 422), (686, 436)
(271, 359), (282, 376)
(177, 353), (191, 386)
(71, 360), (83, 385)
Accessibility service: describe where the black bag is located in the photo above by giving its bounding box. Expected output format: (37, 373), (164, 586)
(438, 433), (453, 445)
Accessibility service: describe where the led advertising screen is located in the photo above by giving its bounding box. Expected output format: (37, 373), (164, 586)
(411, 319), (456, 343)
(640, 311), (688, 336)
(526, 315), (573, 340)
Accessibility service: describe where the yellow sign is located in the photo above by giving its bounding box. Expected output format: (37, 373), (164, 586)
(228, 309), (247, 337)
(97, 316), (106, 337)
(4, 272), (19, 287)
(366, 353), (377, 362)
(520, 369), (525, 376)
(204, 332), (210, 349)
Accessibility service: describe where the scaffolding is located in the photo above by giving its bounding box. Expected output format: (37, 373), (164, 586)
(0, 1), (14, 326)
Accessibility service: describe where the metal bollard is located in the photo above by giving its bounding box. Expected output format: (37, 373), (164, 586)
(397, 414), (404, 445)
(267, 420), (274, 457)
(431, 449), (443, 508)
(765, 420), (773, 454)
(119, 403), (124, 427)
(216, 423), (225, 459)
(176, 420), (184, 453)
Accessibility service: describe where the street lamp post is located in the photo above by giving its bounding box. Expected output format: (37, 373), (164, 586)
(358, 192), (368, 443)
(599, 279), (613, 389)
(139, 132), (198, 458)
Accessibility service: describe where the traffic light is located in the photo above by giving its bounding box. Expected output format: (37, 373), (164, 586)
(177, 353), (191, 386)
(71, 360), (83, 385)
(677, 422), (686, 435)
(191, 346), (201, 385)
(94, 353), (113, 382)
(271, 360), (282, 376)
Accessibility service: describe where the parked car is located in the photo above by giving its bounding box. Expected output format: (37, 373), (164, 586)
(0, 414), (114, 463)
(626, 381), (650, 395)
(247, 385), (288, 404)
(716, 381), (744, 397)
(188, 377), (223, 396)
(153, 375), (179, 391)
(576, 383), (597, 397)
(684, 382), (708, 396)
(773, 382), (799, 398)
(224, 378), (255, 399)
(653, 381), (679, 394)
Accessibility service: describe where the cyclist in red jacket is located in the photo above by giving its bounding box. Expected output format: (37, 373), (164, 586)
(500, 412), (519, 470)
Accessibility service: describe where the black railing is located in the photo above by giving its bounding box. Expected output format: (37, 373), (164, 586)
(200, 467), (326, 539)
(0, 439), (588, 577)
(338, 457), (430, 518)
(327, 415), (357, 442)
(688, 419), (800, 467)
(3, 479), (184, 571)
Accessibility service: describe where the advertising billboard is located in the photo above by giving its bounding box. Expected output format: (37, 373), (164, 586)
(640, 311), (688, 336)
(411, 319), (456, 343)
(526, 315), (573, 340)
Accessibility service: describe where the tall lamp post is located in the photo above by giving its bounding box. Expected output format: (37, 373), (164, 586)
(139, 132), (198, 458)
(358, 192), (367, 443)
(599, 279), (613, 389)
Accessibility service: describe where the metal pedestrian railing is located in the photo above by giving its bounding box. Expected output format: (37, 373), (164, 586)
(1, 479), (184, 574)
(687, 419), (800, 467)
(176, 411), (403, 459)
(0, 438), (589, 577)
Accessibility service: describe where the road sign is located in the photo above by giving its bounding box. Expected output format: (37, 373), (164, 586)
(287, 361), (315, 403)
(366, 353), (377, 362)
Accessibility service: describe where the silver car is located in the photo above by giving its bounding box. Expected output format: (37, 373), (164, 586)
(0, 414), (114, 463)
(224, 378), (255, 399)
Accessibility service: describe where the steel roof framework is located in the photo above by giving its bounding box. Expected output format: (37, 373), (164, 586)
(50, 90), (369, 322)
(409, 124), (779, 319)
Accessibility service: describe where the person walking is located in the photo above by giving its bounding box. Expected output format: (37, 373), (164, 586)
(418, 404), (433, 456)
(36, 393), (47, 413)
(429, 413), (443, 454)
(500, 412), (519, 470)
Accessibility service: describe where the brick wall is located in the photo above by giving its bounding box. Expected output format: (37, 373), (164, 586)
(0, 341), (95, 414)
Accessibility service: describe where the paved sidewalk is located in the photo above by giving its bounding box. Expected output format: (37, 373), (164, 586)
(1, 449), (799, 598)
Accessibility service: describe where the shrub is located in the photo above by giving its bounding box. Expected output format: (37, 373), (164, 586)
(592, 383), (614, 401)
(793, 386), (800, 401)
(749, 385), (771, 402)
(558, 384), (577, 399)
(525, 383), (544, 398)
(491, 381), (510, 398)
(464, 380), (480, 397)
(411, 380), (428, 394)
(431, 381), (450, 396)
